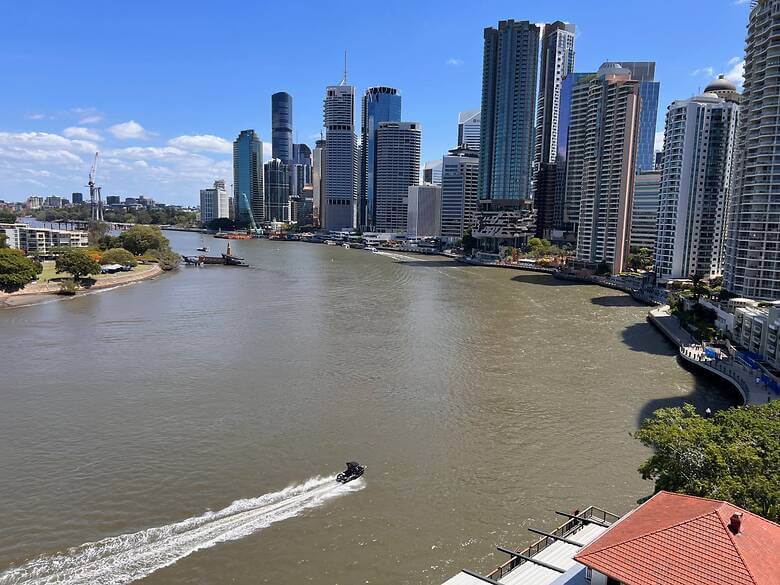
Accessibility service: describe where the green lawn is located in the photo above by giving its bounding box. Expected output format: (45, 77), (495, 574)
(37, 260), (155, 283)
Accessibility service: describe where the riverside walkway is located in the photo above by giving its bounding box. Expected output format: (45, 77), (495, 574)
(648, 306), (777, 405)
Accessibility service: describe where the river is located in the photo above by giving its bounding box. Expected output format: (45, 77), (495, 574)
(0, 231), (737, 584)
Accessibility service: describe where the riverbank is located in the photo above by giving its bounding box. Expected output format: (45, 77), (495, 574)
(0, 263), (164, 308)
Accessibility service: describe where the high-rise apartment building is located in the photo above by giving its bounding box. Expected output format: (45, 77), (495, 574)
(271, 92), (293, 163)
(724, 0), (780, 300)
(323, 83), (358, 230)
(71, 192), (83, 205)
(655, 88), (739, 281)
(374, 122), (421, 233)
(568, 63), (641, 273)
(457, 109), (480, 150)
(407, 184), (442, 238)
(360, 86), (402, 228)
(312, 138), (326, 228)
(441, 146), (479, 240)
(479, 20), (540, 210)
(264, 159), (290, 222)
(233, 129), (264, 225)
(630, 170), (662, 252)
(533, 21), (576, 239)
(534, 21), (576, 169)
(200, 179), (230, 226)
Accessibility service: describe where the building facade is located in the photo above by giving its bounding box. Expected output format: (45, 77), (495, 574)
(457, 109), (480, 150)
(312, 138), (326, 227)
(374, 122), (421, 233)
(568, 63), (641, 273)
(630, 170), (662, 251)
(724, 0), (780, 300)
(407, 184), (442, 238)
(423, 160), (442, 186)
(323, 84), (358, 230)
(233, 129), (264, 225)
(655, 88), (739, 281)
(200, 179), (230, 226)
(271, 92), (293, 163)
(479, 20), (540, 210)
(619, 61), (660, 173)
(441, 146), (480, 240)
(71, 192), (83, 205)
(360, 86), (402, 229)
(0, 223), (88, 256)
(264, 159), (290, 222)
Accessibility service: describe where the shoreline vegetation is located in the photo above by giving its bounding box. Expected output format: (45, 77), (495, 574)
(0, 262), (164, 307)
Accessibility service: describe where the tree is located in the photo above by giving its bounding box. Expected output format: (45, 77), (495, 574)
(87, 220), (109, 247)
(627, 247), (653, 271)
(156, 249), (180, 270)
(207, 217), (235, 231)
(0, 209), (17, 223)
(55, 248), (101, 281)
(634, 403), (780, 521)
(100, 247), (137, 267)
(0, 232), (7, 248)
(0, 248), (42, 292)
(119, 225), (170, 255)
(97, 234), (122, 250)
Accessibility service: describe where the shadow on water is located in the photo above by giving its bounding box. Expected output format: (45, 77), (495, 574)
(621, 321), (678, 356)
(510, 272), (580, 286)
(637, 358), (743, 425)
(591, 294), (642, 308)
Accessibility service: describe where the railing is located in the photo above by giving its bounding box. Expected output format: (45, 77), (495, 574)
(486, 506), (619, 581)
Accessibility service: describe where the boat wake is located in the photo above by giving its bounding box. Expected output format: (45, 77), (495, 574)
(0, 475), (362, 585)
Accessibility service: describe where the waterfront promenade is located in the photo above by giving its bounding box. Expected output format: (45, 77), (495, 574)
(648, 305), (776, 405)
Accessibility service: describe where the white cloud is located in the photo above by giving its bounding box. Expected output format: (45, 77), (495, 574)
(733, 0), (750, 5)
(63, 126), (102, 141)
(654, 131), (665, 152)
(446, 58), (464, 66)
(168, 134), (231, 153)
(263, 142), (272, 161)
(71, 107), (103, 125)
(691, 66), (715, 77)
(25, 113), (48, 120)
(108, 120), (155, 140)
(725, 57), (745, 87)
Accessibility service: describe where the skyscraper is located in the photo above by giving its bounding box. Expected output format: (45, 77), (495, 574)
(233, 129), (264, 225)
(457, 109), (480, 150)
(264, 158), (290, 222)
(290, 143), (313, 199)
(312, 138), (326, 228)
(271, 92), (293, 163)
(200, 179), (230, 226)
(441, 146), (479, 241)
(630, 170), (662, 252)
(568, 63), (641, 273)
(360, 86), (402, 229)
(534, 21), (576, 169)
(323, 82), (358, 231)
(724, 0), (780, 300)
(374, 121), (421, 233)
(479, 20), (540, 210)
(619, 62), (660, 173)
(655, 87), (739, 281)
(423, 160), (442, 186)
(407, 184), (442, 238)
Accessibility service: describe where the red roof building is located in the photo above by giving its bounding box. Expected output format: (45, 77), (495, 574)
(574, 491), (780, 585)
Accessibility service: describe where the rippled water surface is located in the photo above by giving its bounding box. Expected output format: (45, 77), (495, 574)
(0, 232), (737, 584)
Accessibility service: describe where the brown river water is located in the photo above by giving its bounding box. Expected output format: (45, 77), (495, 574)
(0, 231), (737, 584)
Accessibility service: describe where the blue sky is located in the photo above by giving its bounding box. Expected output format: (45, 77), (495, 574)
(1, 0), (750, 204)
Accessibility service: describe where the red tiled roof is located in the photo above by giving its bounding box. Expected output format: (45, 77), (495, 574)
(574, 491), (780, 585)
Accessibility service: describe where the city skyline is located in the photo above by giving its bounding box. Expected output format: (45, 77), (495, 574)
(1, 0), (749, 204)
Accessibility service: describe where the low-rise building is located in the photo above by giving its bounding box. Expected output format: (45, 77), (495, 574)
(0, 223), (89, 257)
(732, 302), (780, 370)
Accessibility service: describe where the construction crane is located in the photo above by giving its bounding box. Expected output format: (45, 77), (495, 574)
(88, 152), (104, 222)
(241, 192), (262, 237)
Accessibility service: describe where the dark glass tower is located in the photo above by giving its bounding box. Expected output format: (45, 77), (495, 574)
(232, 129), (264, 225)
(478, 20), (540, 210)
(619, 62), (660, 173)
(360, 86), (402, 228)
(271, 92), (293, 163)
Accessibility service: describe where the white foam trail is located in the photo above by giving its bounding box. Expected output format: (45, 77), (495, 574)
(0, 475), (362, 585)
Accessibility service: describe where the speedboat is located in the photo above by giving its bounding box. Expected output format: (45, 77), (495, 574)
(336, 461), (365, 484)
(196, 246), (209, 252)
(366, 246), (379, 253)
